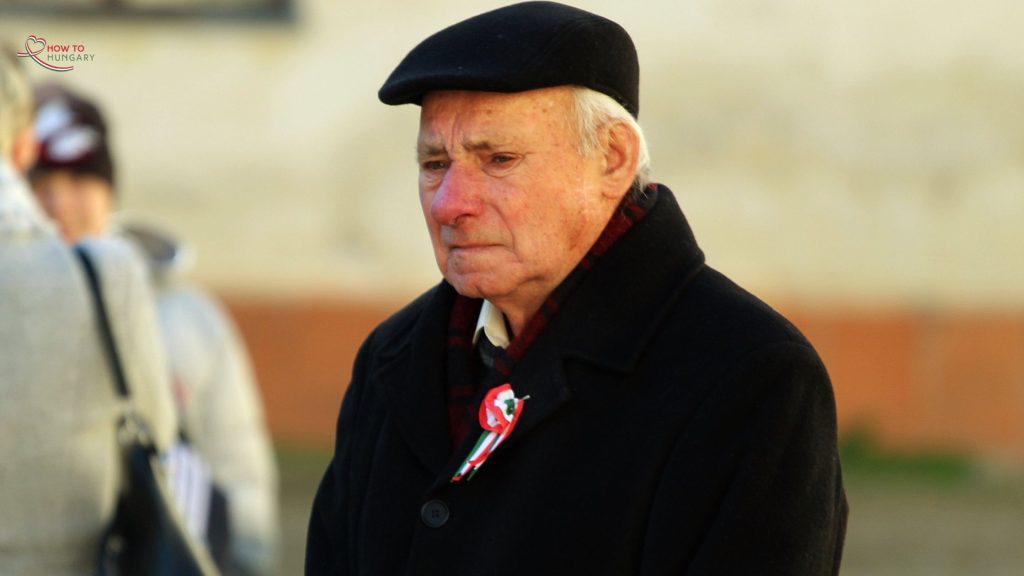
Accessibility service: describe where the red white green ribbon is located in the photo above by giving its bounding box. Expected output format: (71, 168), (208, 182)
(451, 383), (527, 482)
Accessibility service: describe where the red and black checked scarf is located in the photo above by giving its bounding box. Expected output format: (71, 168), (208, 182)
(445, 184), (658, 448)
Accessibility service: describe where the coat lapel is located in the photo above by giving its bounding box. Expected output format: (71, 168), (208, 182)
(378, 285), (455, 477)
(429, 328), (571, 488)
(554, 187), (706, 374)
(490, 328), (570, 449)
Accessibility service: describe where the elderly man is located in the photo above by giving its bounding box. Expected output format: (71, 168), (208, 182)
(306, 3), (848, 575)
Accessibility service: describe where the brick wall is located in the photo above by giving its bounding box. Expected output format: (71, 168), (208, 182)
(227, 298), (1024, 461)
(787, 308), (1024, 460)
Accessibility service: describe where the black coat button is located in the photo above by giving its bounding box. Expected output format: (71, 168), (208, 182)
(420, 499), (450, 528)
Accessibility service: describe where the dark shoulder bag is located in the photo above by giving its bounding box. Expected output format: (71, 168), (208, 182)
(75, 245), (220, 576)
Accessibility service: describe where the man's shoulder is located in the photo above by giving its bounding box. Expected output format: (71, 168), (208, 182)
(0, 229), (81, 314)
(365, 283), (447, 357)
(78, 235), (150, 279)
(673, 265), (815, 357)
(634, 265), (830, 408)
(73, 235), (153, 299)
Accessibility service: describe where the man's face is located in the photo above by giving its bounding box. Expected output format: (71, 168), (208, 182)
(30, 170), (113, 242)
(418, 87), (617, 320)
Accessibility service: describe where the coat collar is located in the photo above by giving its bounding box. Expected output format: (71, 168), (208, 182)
(552, 185), (705, 373)
(378, 185), (705, 477)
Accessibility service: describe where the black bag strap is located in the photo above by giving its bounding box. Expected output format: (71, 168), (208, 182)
(75, 244), (131, 399)
(77, 245), (222, 576)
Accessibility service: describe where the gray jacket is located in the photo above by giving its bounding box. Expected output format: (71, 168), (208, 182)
(0, 158), (175, 576)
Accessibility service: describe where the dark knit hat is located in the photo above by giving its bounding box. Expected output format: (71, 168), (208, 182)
(379, 1), (640, 117)
(31, 84), (115, 187)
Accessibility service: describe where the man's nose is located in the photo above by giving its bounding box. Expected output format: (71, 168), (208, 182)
(430, 164), (482, 226)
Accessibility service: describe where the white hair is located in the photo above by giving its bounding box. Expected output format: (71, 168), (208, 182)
(0, 49), (33, 158)
(570, 86), (652, 198)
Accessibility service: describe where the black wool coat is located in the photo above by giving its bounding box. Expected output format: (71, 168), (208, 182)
(306, 186), (848, 576)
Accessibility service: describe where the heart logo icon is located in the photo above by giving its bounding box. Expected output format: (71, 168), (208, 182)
(18, 33), (75, 72)
(26, 35), (46, 55)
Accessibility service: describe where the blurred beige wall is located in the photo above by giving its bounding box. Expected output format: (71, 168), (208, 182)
(3, 0), (1023, 308)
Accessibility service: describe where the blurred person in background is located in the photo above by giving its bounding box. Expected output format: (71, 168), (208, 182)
(29, 84), (279, 576)
(307, 3), (846, 575)
(0, 49), (176, 574)
(117, 214), (281, 576)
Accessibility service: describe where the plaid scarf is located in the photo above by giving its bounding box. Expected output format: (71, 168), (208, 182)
(445, 185), (658, 448)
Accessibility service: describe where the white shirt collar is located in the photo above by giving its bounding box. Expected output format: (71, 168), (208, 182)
(473, 299), (510, 349)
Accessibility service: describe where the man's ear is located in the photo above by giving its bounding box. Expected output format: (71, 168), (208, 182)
(11, 126), (38, 175)
(600, 121), (640, 201)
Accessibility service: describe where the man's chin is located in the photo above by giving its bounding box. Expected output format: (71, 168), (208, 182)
(445, 274), (508, 302)
(448, 280), (488, 300)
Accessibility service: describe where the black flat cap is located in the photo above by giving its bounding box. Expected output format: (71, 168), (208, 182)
(378, 1), (640, 117)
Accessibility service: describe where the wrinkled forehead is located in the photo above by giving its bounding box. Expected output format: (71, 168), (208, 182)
(417, 87), (575, 149)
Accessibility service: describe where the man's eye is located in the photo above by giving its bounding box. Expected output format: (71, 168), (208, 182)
(491, 155), (515, 165)
(422, 160), (448, 171)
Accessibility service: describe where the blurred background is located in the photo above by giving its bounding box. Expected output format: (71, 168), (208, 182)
(3, 0), (1023, 574)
